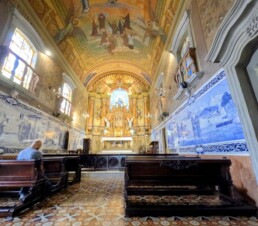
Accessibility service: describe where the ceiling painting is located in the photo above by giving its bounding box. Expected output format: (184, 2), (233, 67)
(26, 0), (179, 86)
(56, 0), (165, 52)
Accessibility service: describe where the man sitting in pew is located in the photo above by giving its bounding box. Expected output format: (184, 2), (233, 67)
(17, 140), (56, 201)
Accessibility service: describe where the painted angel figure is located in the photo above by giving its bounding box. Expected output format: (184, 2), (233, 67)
(55, 18), (88, 45)
(54, 1), (88, 46)
(137, 18), (166, 45)
(136, 0), (166, 45)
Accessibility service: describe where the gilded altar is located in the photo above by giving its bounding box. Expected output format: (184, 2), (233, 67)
(85, 90), (151, 153)
(100, 137), (133, 152)
(103, 105), (132, 137)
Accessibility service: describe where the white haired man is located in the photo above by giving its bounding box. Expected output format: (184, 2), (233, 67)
(17, 140), (54, 202)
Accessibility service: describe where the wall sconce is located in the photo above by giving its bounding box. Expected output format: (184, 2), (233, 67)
(10, 89), (19, 98)
(49, 86), (62, 98)
(52, 112), (60, 117)
(155, 87), (166, 97)
(179, 81), (188, 88)
(179, 82), (191, 96)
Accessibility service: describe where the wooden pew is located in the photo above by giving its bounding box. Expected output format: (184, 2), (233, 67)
(124, 156), (257, 217)
(0, 154), (80, 184)
(43, 155), (81, 184)
(64, 156), (81, 184)
(42, 157), (68, 192)
(0, 160), (46, 217)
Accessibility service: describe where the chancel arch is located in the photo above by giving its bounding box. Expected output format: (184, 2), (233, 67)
(85, 71), (151, 153)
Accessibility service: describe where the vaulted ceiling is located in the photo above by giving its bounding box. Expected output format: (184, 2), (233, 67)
(26, 0), (180, 93)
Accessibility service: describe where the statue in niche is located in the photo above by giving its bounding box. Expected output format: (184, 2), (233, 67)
(137, 107), (142, 119)
(104, 117), (110, 128)
(118, 97), (123, 106)
(185, 52), (197, 77)
(95, 107), (101, 119)
(127, 117), (134, 128)
(115, 115), (123, 127)
(115, 97), (124, 107)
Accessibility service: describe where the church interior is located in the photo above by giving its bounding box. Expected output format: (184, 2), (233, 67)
(1, 0), (258, 224)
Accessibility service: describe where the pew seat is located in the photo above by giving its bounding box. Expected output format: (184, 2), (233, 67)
(124, 156), (257, 217)
(0, 160), (46, 217)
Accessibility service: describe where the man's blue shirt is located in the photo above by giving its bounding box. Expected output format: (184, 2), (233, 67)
(17, 147), (42, 160)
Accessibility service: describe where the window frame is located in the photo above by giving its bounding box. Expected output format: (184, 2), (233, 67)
(59, 73), (75, 116)
(60, 82), (73, 116)
(1, 28), (37, 90)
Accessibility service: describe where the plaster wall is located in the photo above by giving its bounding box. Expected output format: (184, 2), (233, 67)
(196, 0), (235, 50)
(192, 154), (258, 206)
(0, 0), (11, 44)
(190, 0), (221, 79)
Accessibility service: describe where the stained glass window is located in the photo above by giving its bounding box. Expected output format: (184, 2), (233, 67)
(1, 28), (35, 90)
(60, 83), (72, 115)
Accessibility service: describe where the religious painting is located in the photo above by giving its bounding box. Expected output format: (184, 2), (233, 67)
(27, 0), (180, 81)
(55, 0), (166, 53)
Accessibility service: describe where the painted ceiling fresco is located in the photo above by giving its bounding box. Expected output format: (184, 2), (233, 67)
(27, 0), (180, 88)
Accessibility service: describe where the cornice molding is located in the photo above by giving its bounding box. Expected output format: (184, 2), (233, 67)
(205, 0), (253, 63)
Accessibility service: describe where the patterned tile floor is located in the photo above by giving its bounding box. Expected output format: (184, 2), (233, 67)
(0, 172), (258, 226)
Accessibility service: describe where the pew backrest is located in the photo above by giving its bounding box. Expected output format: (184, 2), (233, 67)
(43, 157), (66, 174)
(0, 160), (38, 187)
(125, 156), (233, 196)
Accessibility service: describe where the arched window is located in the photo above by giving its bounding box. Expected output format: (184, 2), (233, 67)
(1, 28), (36, 90)
(60, 82), (72, 115)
